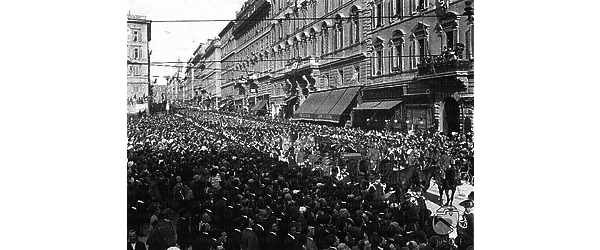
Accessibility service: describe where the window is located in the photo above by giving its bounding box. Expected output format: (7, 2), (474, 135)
(388, 0), (393, 23)
(376, 2), (383, 27)
(373, 38), (384, 75)
(302, 36), (308, 57)
(376, 49), (383, 75)
(418, 38), (426, 64)
(410, 39), (417, 69)
(332, 25), (338, 50)
(395, 0), (403, 17)
(133, 47), (140, 60)
(337, 69), (343, 85)
(410, 0), (418, 13)
(133, 30), (140, 42)
(350, 7), (360, 44)
(388, 46), (394, 73)
(466, 25), (474, 59)
(391, 30), (404, 72)
(128, 65), (134, 75)
(445, 30), (455, 50)
(322, 25), (330, 54)
(422, 0), (430, 11)
(395, 43), (403, 70)
(134, 65), (142, 76)
(335, 17), (344, 50)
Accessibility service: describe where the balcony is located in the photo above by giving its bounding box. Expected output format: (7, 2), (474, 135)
(418, 56), (473, 76)
(284, 56), (320, 71)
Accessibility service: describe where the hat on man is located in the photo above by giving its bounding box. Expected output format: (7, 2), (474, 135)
(459, 199), (474, 208)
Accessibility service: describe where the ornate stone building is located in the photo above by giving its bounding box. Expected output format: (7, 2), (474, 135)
(127, 14), (151, 114)
(360, 0), (474, 134)
(208, 0), (474, 133)
(197, 38), (222, 109)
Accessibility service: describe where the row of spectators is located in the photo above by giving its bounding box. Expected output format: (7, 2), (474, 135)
(127, 110), (474, 250)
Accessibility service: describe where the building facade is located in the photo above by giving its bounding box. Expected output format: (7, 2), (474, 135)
(198, 38), (223, 110)
(219, 21), (239, 111)
(190, 0), (474, 133)
(359, 0), (474, 134)
(182, 43), (206, 104)
(127, 14), (151, 114)
(218, 0), (370, 121)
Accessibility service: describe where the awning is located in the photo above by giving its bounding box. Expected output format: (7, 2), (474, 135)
(326, 87), (361, 121)
(304, 91), (330, 114)
(293, 87), (361, 122)
(313, 88), (348, 122)
(354, 100), (402, 110)
(354, 102), (382, 110)
(250, 99), (268, 111)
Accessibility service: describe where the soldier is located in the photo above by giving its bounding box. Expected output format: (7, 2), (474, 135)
(458, 200), (474, 239)
(406, 149), (420, 168)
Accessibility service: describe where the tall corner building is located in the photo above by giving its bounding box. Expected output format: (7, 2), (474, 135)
(127, 14), (152, 114)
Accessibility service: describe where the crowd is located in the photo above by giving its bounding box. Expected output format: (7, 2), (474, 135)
(127, 109), (474, 250)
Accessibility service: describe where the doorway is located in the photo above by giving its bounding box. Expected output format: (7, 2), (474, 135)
(443, 97), (460, 134)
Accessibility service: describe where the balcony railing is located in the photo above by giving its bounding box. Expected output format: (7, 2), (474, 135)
(418, 55), (473, 76)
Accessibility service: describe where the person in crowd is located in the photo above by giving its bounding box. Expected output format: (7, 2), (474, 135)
(127, 109), (474, 250)
(128, 229), (146, 250)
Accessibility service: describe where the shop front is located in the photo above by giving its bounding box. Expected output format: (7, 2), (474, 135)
(293, 86), (361, 126)
(355, 85), (406, 131)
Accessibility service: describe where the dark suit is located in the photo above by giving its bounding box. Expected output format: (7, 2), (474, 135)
(241, 228), (260, 250)
(283, 233), (296, 250)
(265, 231), (282, 250)
(228, 228), (242, 250)
(252, 223), (266, 249)
(147, 229), (166, 250)
(177, 217), (192, 249)
(127, 241), (146, 250)
(192, 232), (214, 250)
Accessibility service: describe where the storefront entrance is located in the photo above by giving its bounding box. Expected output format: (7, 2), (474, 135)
(444, 97), (460, 134)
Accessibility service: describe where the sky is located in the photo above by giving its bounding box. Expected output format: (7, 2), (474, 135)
(128, 0), (248, 81)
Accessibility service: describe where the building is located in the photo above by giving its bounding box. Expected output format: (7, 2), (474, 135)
(357, 0), (474, 134)
(127, 14), (151, 114)
(201, 0), (474, 134)
(221, 0), (370, 122)
(183, 43), (206, 104)
(166, 57), (184, 104)
(219, 21), (238, 111)
(198, 38), (223, 110)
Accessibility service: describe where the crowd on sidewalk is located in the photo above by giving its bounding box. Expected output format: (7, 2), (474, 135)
(127, 110), (474, 250)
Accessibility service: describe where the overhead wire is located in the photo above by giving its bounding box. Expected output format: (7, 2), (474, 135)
(150, 14), (473, 23)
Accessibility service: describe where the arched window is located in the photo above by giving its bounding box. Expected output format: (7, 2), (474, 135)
(350, 7), (360, 44)
(310, 28), (318, 56)
(373, 38), (384, 76)
(301, 32), (308, 58)
(321, 22), (330, 54)
(334, 15), (344, 50)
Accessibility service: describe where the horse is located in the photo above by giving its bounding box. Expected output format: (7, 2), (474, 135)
(422, 165), (460, 206)
(379, 160), (419, 203)
(440, 166), (461, 206)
